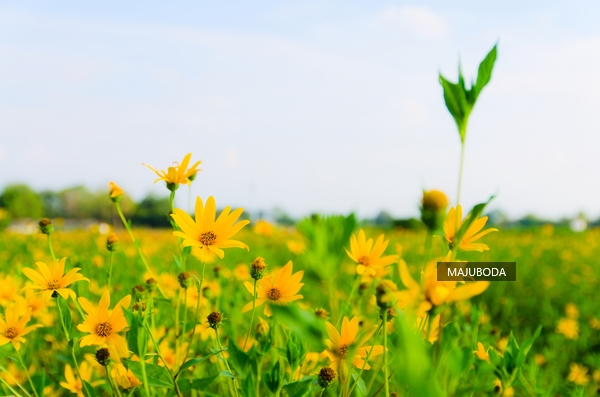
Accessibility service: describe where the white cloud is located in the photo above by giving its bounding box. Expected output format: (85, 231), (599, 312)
(381, 6), (450, 39)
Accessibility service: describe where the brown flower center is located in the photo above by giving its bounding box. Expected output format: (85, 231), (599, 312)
(5, 327), (18, 339)
(358, 256), (370, 267)
(200, 231), (217, 246)
(96, 322), (113, 337)
(48, 280), (60, 289)
(338, 344), (349, 359)
(267, 288), (282, 301)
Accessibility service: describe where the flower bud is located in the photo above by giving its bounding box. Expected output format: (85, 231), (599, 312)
(318, 366), (336, 389)
(178, 272), (191, 289)
(38, 218), (54, 235)
(207, 311), (222, 329)
(250, 257), (267, 280)
(375, 280), (398, 310)
(106, 233), (119, 252)
(133, 302), (146, 312)
(314, 308), (329, 320)
(109, 182), (124, 203)
(421, 190), (449, 231)
(95, 348), (111, 366)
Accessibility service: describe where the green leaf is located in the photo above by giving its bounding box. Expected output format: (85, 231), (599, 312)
(227, 339), (248, 376)
(270, 305), (326, 351)
(515, 326), (542, 368)
(177, 375), (219, 392)
(474, 45), (498, 99)
(453, 195), (495, 247)
(124, 360), (174, 389)
(350, 372), (367, 396)
(283, 377), (315, 397)
(179, 349), (227, 373)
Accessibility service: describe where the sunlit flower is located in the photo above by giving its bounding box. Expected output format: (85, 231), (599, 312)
(77, 291), (132, 361)
(143, 153), (202, 188)
(253, 220), (275, 236)
(473, 342), (490, 363)
(111, 363), (142, 389)
(0, 305), (42, 350)
(171, 196), (250, 259)
(398, 256), (489, 311)
(443, 205), (498, 252)
(493, 379), (514, 397)
(565, 303), (579, 319)
(60, 363), (102, 397)
(568, 362), (590, 385)
(108, 182), (124, 199)
(496, 336), (508, 354)
(345, 230), (398, 276)
(0, 274), (21, 306)
(242, 261), (304, 316)
(22, 258), (89, 302)
(557, 318), (579, 340)
(322, 316), (383, 379)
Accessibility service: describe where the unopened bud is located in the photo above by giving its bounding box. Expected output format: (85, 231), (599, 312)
(315, 308), (329, 320)
(207, 311), (222, 329)
(106, 233), (119, 252)
(39, 218), (54, 235)
(318, 366), (336, 389)
(178, 272), (191, 289)
(95, 348), (111, 366)
(250, 257), (267, 280)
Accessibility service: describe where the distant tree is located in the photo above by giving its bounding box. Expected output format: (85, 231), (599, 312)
(131, 194), (171, 227)
(0, 184), (44, 219)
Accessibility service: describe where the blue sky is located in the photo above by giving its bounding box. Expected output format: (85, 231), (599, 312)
(1, 1), (600, 219)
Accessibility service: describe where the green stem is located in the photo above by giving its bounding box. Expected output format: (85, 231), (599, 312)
(0, 370), (26, 397)
(139, 356), (152, 397)
(456, 141), (465, 206)
(177, 263), (206, 375)
(14, 349), (38, 397)
(175, 288), (181, 369)
(336, 276), (361, 328)
(215, 327), (240, 397)
(243, 279), (258, 351)
(56, 297), (70, 340)
(47, 234), (56, 261)
(115, 202), (166, 297)
(70, 340), (93, 397)
(144, 322), (183, 397)
(348, 320), (384, 395)
(108, 251), (114, 291)
(105, 363), (122, 397)
(383, 310), (389, 397)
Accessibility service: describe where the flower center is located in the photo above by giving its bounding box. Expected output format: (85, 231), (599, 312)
(96, 322), (113, 337)
(200, 231), (217, 246)
(358, 256), (370, 267)
(48, 280), (60, 289)
(338, 344), (349, 359)
(5, 327), (18, 339)
(267, 288), (282, 301)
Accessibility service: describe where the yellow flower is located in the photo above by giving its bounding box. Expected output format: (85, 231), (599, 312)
(59, 363), (101, 397)
(111, 363), (142, 389)
(473, 342), (490, 363)
(0, 305), (42, 350)
(496, 336), (508, 354)
(557, 318), (579, 340)
(143, 153), (202, 187)
(77, 291), (132, 361)
(322, 316), (384, 379)
(493, 379), (514, 397)
(108, 182), (124, 199)
(242, 261), (304, 316)
(22, 258), (89, 302)
(253, 220), (275, 236)
(398, 256), (489, 310)
(568, 362), (590, 385)
(443, 205), (498, 252)
(565, 303), (579, 319)
(0, 274), (20, 306)
(345, 230), (398, 276)
(171, 196), (250, 259)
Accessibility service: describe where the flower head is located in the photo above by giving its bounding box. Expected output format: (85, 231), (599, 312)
(557, 318), (579, 340)
(473, 342), (490, 363)
(171, 196), (250, 259)
(322, 316), (384, 379)
(0, 305), (42, 350)
(242, 261), (304, 316)
(111, 363), (142, 390)
(22, 258), (89, 302)
(345, 230), (398, 276)
(59, 363), (100, 397)
(568, 362), (590, 385)
(444, 205), (498, 252)
(108, 182), (124, 202)
(77, 291), (132, 362)
(143, 153), (202, 190)
(421, 190), (448, 231)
